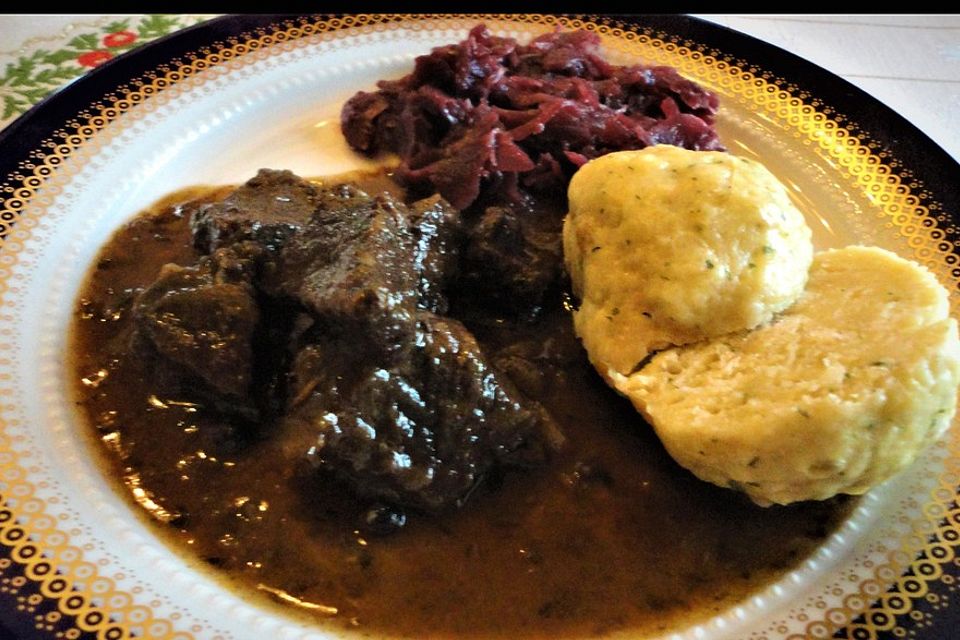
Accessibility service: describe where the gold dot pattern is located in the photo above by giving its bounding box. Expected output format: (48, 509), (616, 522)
(0, 13), (955, 640)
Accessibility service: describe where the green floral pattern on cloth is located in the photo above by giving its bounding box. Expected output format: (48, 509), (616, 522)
(0, 15), (210, 127)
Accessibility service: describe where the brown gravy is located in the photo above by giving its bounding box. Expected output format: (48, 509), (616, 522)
(70, 176), (854, 639)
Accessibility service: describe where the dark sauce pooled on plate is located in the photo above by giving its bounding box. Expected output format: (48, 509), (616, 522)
(70, 170), (854, 639)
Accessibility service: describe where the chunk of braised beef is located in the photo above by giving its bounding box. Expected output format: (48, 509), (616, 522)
(457, 204), (564, 314)
(274, 186), (420, 355)
(341, 23), (723, 209)
(286, 313), (556, 511)
(132, 243), (263, 418)
(492, 323), (584, 400)
(409, 194), (462, 314)
(135, 169), (555, 512)
(274, 185), (462, 346)
(191, 169), (320, 254)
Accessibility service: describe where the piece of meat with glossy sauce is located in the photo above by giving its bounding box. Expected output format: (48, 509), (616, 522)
(457, 203), (564, 316)
(192, 169), (462, 312)
(275, 185), (420, 356)
(272, 184), (556, 510)
(286, 312), (558, 511)
(132, 243), (262, 418)
(274, 184), (462, 351)
(190, 169), (321, 254)
(409, 193), (462, 314)
(131, 170), (557, 513)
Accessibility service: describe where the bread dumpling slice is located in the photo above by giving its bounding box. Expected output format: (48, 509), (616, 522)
(612, 246), (960, 505)
(564, 145), (813, 381)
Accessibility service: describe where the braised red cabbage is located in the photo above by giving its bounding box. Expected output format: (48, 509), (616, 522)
(341, 25), (722, 209)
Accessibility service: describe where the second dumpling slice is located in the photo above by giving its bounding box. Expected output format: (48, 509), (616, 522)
(612, 246), (960, 506)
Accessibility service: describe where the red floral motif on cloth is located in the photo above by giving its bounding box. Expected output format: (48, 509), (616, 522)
(1, 15), (209, 125)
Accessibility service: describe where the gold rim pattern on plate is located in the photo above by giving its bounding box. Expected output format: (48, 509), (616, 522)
(0, 13), (956, 640)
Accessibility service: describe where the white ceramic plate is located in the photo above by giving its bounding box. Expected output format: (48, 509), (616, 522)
(0, 14), (957, 640)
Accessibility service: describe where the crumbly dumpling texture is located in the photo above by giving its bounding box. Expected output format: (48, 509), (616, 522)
(564, 145), (813, 379)
(613, 246), (960, 506)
